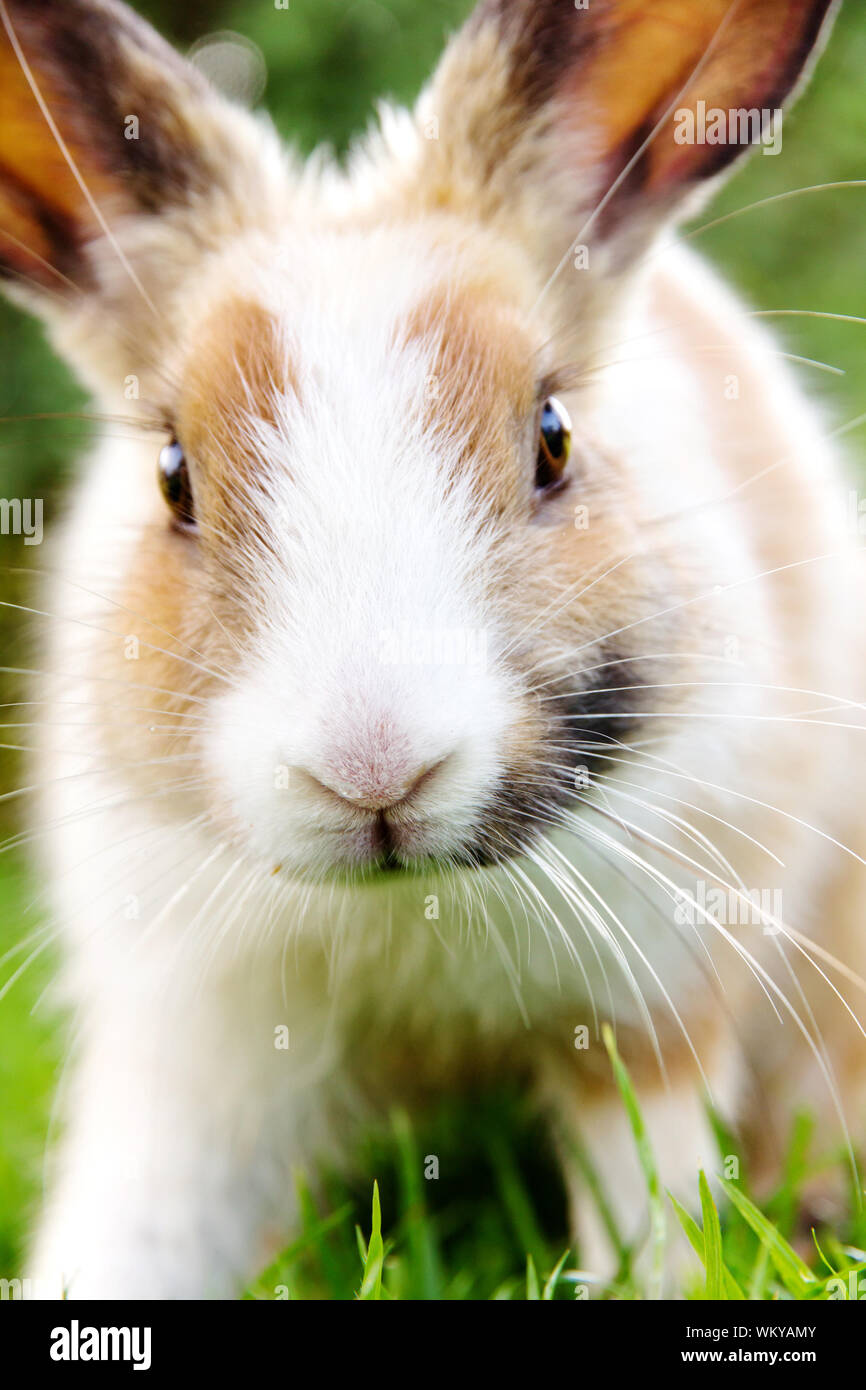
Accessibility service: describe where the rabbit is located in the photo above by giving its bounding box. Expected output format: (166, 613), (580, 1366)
(0, 0), (862, 1298)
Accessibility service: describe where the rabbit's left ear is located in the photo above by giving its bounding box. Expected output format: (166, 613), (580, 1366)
(419, 0), (837, 264)
(0, 0), (265, 309)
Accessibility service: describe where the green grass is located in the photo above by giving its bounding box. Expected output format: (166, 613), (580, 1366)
(1, 853), (865, 1300)
(239, 1034), (866, 1300)
(0, 857), (62, 1280)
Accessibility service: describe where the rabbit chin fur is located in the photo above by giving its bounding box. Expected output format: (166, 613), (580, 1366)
(1, 0), (861, 1296)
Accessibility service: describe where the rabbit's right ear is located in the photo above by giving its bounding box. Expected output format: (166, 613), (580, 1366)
(417, 0), (837, 282)
(0, 0), (269, 311)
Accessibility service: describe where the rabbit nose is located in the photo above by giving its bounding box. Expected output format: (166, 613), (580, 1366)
(306, 757), (448, 812)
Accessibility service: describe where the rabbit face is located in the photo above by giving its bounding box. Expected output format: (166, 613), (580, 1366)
(77, 207), (695, 884)
(0, 0), (837, 887)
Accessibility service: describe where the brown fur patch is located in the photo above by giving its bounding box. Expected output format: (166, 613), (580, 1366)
(536, 1010), (727, 1102)
(93, 517), (221, 819)
(177, 296), (297, 549)
(399, 281), (537, 511)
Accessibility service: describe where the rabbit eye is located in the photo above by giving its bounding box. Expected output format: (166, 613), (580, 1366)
(158, 438), (196, 530)
(536, 396), (572, 491)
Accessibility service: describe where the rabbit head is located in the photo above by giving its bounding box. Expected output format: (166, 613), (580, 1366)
(0, 0), (837, 883)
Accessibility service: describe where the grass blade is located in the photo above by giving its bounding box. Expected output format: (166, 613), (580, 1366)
(357, 1181), (385, 1300)
(720, 1177), (817, 1297)
(487, 1129), (548, 1273)
(602, 1024), (666, 1298)
(391, 1107), (443, 1300)
(747, 1241), (770, 1302)
(669, 1191), (744, 1299)
(699, 1171), (725, 1299)
(292, 1171), (347, 1298)
(543, 1249), (571, 1300)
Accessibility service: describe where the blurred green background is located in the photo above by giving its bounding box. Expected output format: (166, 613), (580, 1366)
(1, 0), (865, 1282)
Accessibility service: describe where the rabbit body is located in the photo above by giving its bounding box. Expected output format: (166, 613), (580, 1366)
(0, 0), (860, 1296)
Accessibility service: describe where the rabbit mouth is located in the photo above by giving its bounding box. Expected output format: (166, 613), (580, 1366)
(208, 636), (656, 885)
(316, 663), (654, 880)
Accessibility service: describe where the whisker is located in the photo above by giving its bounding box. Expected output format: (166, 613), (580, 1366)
(0, 666), (210, 706)
(545, 825), (703, 1085)
(654, 180), (866, 262)
(561, 549), (860, 666)
(532, 0), (744, 313)
(574, 813), (861, 1187)
(0, 776), (209, 857)
(0, 225), (83, 294)
(6, 565), (237, 687)
(0, 412), (164, 431)
(0, 598), (232, 689)
(498, 550), (639, 664)
(592, 764), (785, 868)
(0, 0), (158, 317)
(602, 738), (866, 874)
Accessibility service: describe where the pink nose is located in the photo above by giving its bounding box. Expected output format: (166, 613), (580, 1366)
(305, 757), (446, 812)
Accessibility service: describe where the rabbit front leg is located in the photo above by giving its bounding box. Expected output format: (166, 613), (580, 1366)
(539, 1034), (739, 1291)
(31, 978), (330, 1300)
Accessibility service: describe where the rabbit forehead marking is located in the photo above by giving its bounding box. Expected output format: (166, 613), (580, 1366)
(179, 296), (295, 462)
(398, 280), (537, 498)
(175, 294), (300, 548)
